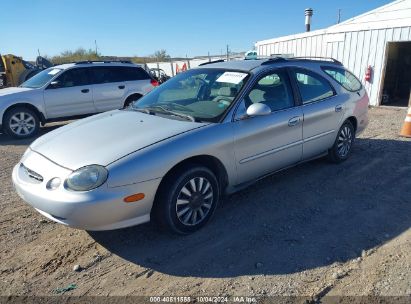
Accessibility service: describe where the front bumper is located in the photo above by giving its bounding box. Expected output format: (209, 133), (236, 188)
(12, 150), (161, 230)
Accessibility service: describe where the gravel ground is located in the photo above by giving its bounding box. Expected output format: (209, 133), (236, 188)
(0, 107), (410, 301)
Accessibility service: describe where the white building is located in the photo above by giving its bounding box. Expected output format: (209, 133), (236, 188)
(256, 0), (411, 107)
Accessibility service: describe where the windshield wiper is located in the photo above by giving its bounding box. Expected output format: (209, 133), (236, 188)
(144, 105), (196, 122)
(132, 107), (152, 114)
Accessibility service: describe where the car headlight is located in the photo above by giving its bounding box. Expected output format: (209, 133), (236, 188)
(65, 165), (108, 191)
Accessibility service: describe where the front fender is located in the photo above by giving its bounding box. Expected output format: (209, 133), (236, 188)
(106, 122), (236, 189)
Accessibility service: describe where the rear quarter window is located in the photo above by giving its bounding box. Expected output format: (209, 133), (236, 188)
(122, 67), (151, 81)
(322, 66), (362, 92)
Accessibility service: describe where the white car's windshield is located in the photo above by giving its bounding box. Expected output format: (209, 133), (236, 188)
(132, 68), (249, 122)
(20, 68), (62, 89)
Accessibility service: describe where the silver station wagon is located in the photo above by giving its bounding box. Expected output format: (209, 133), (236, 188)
(12, 57), (369, 234)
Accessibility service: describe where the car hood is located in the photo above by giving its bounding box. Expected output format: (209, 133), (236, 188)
(30, 110), (209, 170)
(0, 87), (33, 97)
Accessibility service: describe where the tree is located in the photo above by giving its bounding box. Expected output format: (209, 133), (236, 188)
(50, 48), (101, 64)
(152, 49), (170, 61)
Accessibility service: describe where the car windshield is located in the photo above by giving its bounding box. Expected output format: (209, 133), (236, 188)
(20, 68), (62, 88)
(132, 68), (249, 122)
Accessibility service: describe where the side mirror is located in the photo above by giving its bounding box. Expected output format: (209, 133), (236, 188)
(245, 103), (271, 118)
(48, 80), (60, 89)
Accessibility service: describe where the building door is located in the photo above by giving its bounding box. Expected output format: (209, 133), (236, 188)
(381, 42), (411, 107)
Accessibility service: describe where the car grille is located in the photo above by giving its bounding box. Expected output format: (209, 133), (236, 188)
(21, 163), (44, 182)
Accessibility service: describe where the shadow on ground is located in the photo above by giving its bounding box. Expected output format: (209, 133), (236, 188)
(0, 124), (65, 146)
(90, 138), (411, 278)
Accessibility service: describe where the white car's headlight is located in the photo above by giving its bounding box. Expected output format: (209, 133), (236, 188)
(65, 165), (108, 191)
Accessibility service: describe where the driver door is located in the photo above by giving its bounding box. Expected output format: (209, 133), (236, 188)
(232, 69), (303, 184)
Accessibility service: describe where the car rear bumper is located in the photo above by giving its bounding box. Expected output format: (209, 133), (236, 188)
(355, 110), (369, 137)
(12, 151), (161, 231)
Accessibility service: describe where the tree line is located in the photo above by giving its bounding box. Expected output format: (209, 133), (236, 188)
(46, 48), (171, 64)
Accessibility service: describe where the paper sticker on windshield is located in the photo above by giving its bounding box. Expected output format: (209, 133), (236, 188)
(216, 72), (247, 84)
(48, 69), (60, 75)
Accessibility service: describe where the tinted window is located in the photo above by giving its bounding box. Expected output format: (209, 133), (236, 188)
(293, 69), (335, 104)
(54, 68), (90, 88)
(90, 66), (150, 84)
(245, 70), (294, 111)
(322, 66), (362, 92)
(121, 67), (150, 81)
(90, 67), (118, 84)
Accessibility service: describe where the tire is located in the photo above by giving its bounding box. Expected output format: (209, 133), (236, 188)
(328, 120), (355, 163)
(152, 165), (220, 234)
(3, 107), (40, 139)
(123, 94), (142, 108)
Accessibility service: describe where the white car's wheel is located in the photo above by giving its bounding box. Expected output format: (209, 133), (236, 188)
(4, 107), (40, 139)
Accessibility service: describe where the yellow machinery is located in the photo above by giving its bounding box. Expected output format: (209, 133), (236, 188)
(0, 54), (51, 88)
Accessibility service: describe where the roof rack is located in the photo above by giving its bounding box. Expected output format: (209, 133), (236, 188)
(260, 57), (288, 65)
(260, 56), (342, 66)
(74, 60), (133, 65)
(290, 57), (342, 65)
(199, 59), (225, 66)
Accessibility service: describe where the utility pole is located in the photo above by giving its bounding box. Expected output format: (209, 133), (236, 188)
(95, 40), (98, 55)
(226, 45), (229, 61)
(337, 9), (341, 24)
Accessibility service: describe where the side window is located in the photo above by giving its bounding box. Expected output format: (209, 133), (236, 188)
(293, 69), (335, 104)
(91, 67), (124, 84)
(54, 68), (90, 88)
(245, 70), (294, 111)
(91, 67), (111, 84)
(322, 66), (362, 92)
(121, 67), (150, 81)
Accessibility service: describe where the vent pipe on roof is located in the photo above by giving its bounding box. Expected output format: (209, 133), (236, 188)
(305, 8), (313, 32)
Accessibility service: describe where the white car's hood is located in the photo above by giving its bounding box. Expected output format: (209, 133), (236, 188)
(30, 110), (208, 170)
(0, 87), (33, 97)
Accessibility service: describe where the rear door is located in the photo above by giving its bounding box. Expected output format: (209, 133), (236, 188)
(90, 66), (127, 112)
(233, 69), (303, 184)
(290, 68), (345, 159)
(43, 68), (95, 118)
(121, 66), (153, 97)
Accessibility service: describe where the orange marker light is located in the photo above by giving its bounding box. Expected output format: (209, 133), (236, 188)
(123, 193), (145, 203)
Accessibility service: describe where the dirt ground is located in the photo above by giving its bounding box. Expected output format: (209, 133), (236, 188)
(0, 107), (410, 301)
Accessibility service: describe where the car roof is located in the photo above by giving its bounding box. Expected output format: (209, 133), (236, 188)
(194, 57), (343, 73)
(195, 60), (266, 72)
(53, 62), (143, 70)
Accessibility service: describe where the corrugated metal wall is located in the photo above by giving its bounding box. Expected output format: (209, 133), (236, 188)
(256, 26), (411, 106)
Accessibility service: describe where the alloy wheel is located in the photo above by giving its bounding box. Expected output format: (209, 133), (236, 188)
(175, 177), (214, 226)
(9, 112), (36, 136)
(337, 125), (353, 158)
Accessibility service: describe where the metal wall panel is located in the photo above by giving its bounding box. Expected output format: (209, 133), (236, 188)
(256, 24), (411, 105)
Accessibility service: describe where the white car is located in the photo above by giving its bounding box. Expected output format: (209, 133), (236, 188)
(0, 61), (158, 138)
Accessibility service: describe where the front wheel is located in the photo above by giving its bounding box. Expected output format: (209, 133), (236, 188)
(328, 121), (355, 163)
(4, 107), (40, 139)
(152, 165), (220, 234)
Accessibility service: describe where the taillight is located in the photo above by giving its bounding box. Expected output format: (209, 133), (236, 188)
(151, 79), (159, 87)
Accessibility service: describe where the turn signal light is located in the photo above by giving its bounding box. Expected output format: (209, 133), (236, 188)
(123, 193), (145, 203)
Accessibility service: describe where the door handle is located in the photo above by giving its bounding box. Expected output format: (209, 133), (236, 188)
(288, 116), (301, 127)
(81, 89), (89, 93)
(335, 104), (343, 112)
(118, 85), (125, 89)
